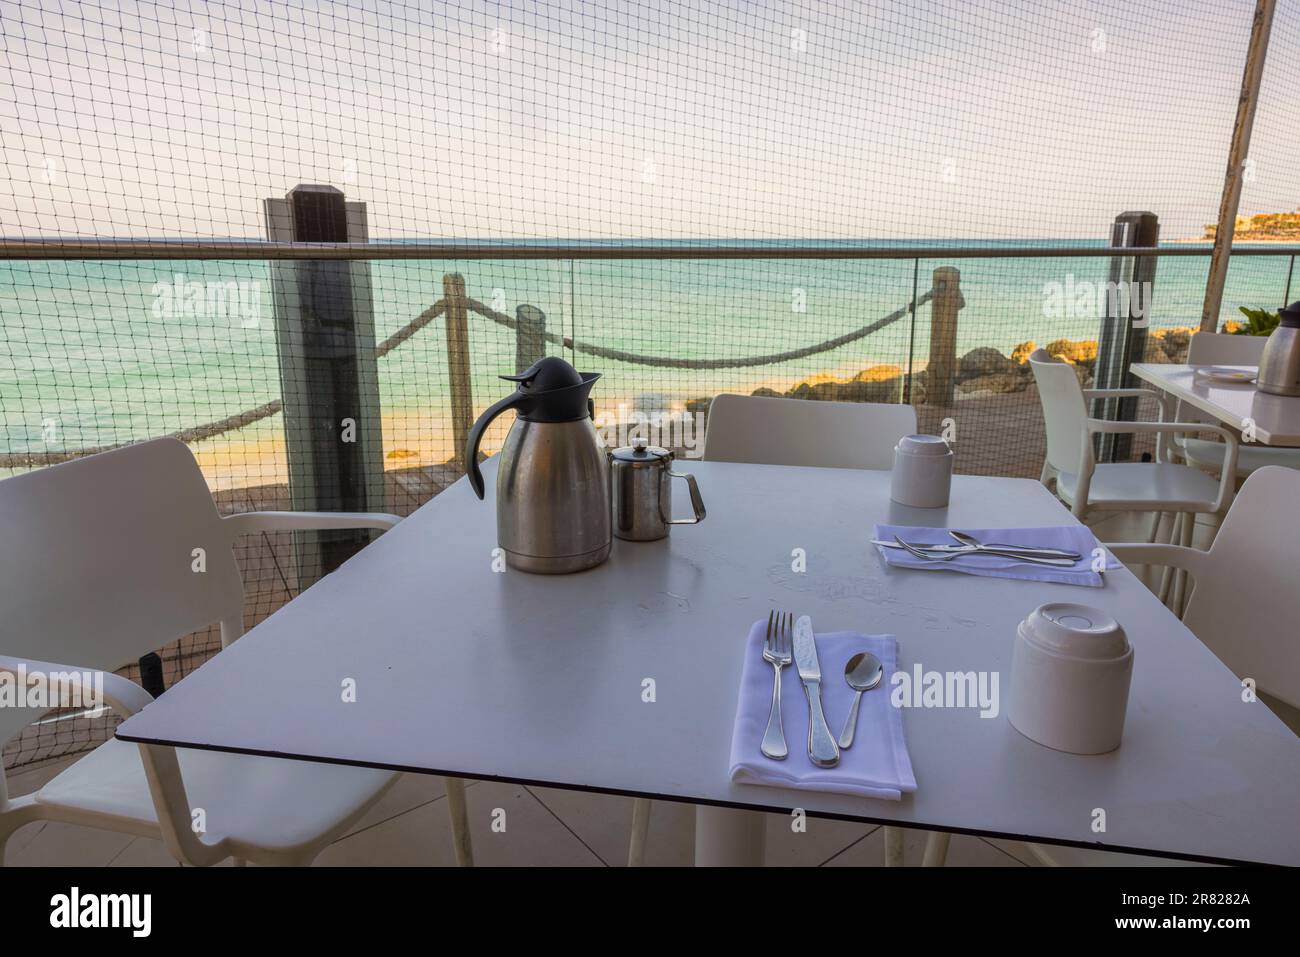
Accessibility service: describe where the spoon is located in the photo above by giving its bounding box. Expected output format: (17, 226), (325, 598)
(838, 652), (884, 750)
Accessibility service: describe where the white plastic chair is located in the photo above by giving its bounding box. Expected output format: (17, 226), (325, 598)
(1169, 332), (1300, 476)
(1029, 347), (1238, 536)
(702, 393), (918, 468)
(1107, 465), (1300, 718)
(0, 438), (473, 867)
(626, 394), (918, 866)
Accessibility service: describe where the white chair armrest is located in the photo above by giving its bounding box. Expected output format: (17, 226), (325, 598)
(0, 654), (153, 719)
(1106, 542), (1213, 578)
(1083, 387), (1173, 421)
(1085, 418), (1238, 511)
(224, 511), (402, 535)
(0, 658), (234, 865)
(1085, 418), (1237, 440)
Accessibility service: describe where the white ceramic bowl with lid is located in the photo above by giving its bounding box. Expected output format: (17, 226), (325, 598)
(890, 434), (953, 508)
(1007, 603), (1133, 754)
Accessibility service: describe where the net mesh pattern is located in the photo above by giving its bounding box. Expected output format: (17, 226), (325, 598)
(3, 0), (1299, 772)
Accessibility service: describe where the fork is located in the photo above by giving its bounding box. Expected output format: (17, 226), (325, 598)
(892, 536), (1077, 567)
(760, 610), (793, 760)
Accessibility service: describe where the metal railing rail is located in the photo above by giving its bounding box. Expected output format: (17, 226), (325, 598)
(3, 240), (1300, 260)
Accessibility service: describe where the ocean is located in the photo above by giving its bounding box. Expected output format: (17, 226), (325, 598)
(1, 240), (1292, 488)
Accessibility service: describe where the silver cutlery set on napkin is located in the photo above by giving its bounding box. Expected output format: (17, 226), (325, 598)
(872, 530), (1083, 567)
(760, 610), (882, 768)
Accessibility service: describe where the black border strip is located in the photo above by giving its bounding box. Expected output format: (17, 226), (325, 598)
(112, 729), (1278, 868)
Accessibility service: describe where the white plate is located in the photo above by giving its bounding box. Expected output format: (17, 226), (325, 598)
(1194, 366), (1257, 384)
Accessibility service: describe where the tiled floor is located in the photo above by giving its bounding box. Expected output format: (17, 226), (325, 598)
(3, 755), (1191, 867)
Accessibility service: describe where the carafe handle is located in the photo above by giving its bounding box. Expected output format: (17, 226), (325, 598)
(465, 392), (528, 499)
(662, 469), (706, 525)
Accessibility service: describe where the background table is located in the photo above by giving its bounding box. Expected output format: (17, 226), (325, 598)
(118, 460), (1300, 866)
(1131, 362), (1300, 446)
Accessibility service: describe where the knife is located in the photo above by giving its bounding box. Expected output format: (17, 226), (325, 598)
(792, 615), (840, 768)
(870, 539), (1081, 560)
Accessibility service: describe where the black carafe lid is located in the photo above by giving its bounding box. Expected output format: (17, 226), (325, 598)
(1279, 302), (1300, 328)
(501, 357), (600, 423)
(464, 356), (603, 499)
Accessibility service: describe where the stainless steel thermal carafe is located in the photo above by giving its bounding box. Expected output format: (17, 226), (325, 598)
(1257, 301), (1300, 397)
(466, 357), (611, 573)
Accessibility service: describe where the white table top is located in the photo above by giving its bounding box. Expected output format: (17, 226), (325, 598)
(1131, 363), (1300, 446)
(117, 459), (1300, 865)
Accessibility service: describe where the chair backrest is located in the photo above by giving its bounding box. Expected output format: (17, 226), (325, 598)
(1028, 348), (1088, 476)
(0, 438), (242, 748)
(1187, 331), (1268, 365)
(702, 393), (917, 469)
(1183, 466), (1300, 710)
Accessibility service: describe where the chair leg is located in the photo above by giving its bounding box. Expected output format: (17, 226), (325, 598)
(444, 777), (473, 867)
(883, 826), (904, 866)
(627, 798), (652, 866)
(1171, 512), (1196, 617)
(922, 831), (950, 867)
(1157, 513), (1182, 605)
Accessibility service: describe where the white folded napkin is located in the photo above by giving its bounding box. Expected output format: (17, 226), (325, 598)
(874, 524), (1118, 587)
(730, 619), (916, 801)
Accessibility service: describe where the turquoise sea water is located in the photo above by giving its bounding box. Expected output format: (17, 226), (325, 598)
(0, 240), (1293, 462)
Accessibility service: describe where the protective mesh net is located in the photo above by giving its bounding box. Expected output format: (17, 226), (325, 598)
(3, 0), (1299, 772)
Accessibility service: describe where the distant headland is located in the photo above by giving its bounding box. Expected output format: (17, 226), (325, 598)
(1198, 210), (1300, 242)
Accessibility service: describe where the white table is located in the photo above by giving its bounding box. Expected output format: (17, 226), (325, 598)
(1131, 363), (1300, 446)
(117, 460), (1300, 866)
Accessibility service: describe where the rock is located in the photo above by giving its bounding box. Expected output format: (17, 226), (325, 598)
(1046, 338), (1097, 367)
(1142, 337), (1172, 363)
(747, 388), (781, 399)
(1011, 340), (1037, 365)
(846, 364), (904, 403)
(1140, 326), (1195, 364)
(854, 364), (904, 382)
(784, 365), (903, 404)
(1159, 327), (1193, 363)
(959, 347), (1015, 379)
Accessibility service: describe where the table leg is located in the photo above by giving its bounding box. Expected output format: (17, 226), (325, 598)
(445, 777), (473, 867)
(922, 831), (950, 867)
(694, 805), (766, 866)
(627, 798), (652, 866)
(884, 826), (905, 866)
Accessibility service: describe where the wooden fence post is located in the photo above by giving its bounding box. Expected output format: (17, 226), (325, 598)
(515, 304), (547, 373)
(444, 273), (473, 470)
(927, 267), (963, 405)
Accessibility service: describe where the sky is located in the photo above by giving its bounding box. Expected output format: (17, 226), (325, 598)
(1, 0), (1297, 240)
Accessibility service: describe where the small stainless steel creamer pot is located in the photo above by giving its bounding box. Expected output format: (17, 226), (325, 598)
(608, 440), (706, 541)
